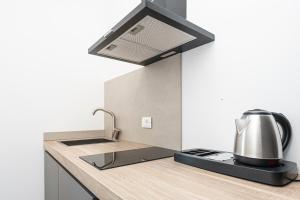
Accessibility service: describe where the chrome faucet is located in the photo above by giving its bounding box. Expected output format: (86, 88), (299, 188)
(92, 108), (121, 141)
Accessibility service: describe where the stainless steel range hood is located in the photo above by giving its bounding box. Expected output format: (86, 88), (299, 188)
(89, 0), (215, 66)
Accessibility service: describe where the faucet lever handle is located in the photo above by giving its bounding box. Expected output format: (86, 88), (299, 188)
(112, 128), (121, 141)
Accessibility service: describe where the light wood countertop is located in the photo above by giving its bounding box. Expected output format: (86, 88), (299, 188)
(44, 139), (300, 200)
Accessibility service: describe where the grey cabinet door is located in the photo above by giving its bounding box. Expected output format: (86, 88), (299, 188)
(58, 166), (96, 200)
(45, 152), (59, 200)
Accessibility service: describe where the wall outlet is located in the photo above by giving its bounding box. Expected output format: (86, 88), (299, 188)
(142, 117), (152, 129)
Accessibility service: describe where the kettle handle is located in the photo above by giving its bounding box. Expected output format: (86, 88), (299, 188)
(271, 112), (292, 151)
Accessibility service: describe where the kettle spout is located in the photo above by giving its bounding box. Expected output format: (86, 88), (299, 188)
(235, 119), (250, 134)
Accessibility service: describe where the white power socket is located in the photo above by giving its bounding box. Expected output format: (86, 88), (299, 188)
(142, 117), (152, 129)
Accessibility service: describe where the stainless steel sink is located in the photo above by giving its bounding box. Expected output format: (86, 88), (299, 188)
(60, 138), (114, 146)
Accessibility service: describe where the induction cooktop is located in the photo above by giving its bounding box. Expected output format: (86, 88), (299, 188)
(80, 146), (177, 170)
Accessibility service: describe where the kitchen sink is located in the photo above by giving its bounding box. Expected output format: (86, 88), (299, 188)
(60, 138), (114, 146)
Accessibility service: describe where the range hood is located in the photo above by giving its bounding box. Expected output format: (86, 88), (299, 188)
(88, 0), (215, 66)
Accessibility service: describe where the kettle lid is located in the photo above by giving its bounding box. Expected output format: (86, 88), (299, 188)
(243, 109), (272, 115)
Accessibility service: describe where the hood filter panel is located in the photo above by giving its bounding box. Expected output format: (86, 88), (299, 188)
(98, 38), (160, 63)
(121, 16), (196, 52)
(97, 15), (196, 63)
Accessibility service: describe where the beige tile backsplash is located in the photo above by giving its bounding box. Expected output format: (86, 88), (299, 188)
(104, 54), (182, 150)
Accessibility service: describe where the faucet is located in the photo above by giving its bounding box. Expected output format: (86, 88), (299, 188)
(92, 108), (121, 141)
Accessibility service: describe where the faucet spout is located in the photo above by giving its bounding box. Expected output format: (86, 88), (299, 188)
(92, 108), (121, 141)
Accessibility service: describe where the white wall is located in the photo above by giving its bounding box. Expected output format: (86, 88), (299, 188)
(0, 0), (140, 199)
(183, 0), (300, 167)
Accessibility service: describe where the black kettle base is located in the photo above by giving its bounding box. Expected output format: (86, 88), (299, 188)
(234, 154), (280, 167)
(174, 148), (298, 186)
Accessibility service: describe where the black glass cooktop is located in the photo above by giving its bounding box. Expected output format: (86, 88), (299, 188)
(80, 147), (177, 170)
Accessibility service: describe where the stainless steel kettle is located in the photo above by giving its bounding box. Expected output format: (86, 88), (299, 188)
(234, 109), (292, 167)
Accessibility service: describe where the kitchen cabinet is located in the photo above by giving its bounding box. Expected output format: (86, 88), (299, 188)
(59, 165), (96, 200)
(44, 152), (98, 200)
(45, 152), (59, 200)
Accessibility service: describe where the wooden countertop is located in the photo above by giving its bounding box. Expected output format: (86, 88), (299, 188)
(44, 139), (300, 200)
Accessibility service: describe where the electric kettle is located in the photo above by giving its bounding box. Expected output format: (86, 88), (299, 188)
(234, 109), (292, 167)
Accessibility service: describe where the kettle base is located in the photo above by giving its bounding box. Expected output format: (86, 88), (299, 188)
(234, 155), (280, 167)
(174, 148), (298, 186)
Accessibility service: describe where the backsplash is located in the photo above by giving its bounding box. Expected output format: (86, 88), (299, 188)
(104, 54), (182, 150)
